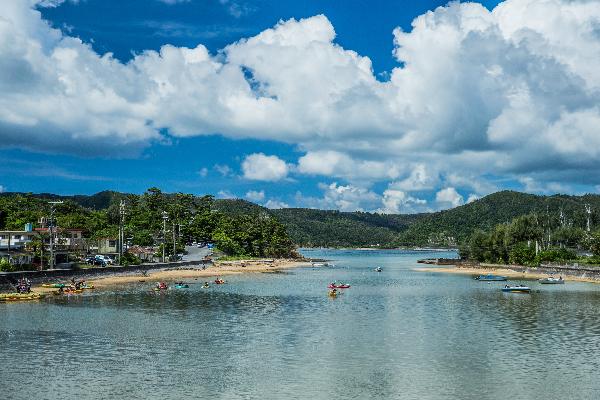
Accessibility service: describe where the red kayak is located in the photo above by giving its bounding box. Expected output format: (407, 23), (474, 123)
(328, 283), (350, 289)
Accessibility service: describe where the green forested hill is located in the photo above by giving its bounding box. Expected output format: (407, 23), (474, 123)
(398, 191), (600, 245)
(3, 190), (600, 248)
(270, 208), (424, 247)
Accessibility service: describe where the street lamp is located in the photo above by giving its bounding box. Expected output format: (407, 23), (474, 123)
(162, 211), (168, 263)
(48, 201), (63, 269)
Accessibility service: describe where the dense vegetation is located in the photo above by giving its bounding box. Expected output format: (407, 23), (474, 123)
(269, 208), (423, 247)
(4, 189), (600, 251)
(394, 191), (600, 246)
(0, 189), (298, 268)
(460, 212), (600, 267)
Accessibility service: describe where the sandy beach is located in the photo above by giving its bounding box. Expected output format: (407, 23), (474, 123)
(34, 259), (308, 293)
(413, 265), (600, 284)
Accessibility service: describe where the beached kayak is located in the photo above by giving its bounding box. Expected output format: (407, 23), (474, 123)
(0, 292), (45, 301)
(475, 275), (507, 281)
(80, 283), (95, 289)
(41, 283), (66, 288)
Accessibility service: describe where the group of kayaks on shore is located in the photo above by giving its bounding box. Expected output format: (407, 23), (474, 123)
(152, 278), (227, 292)
(474, 274), (565, 293)
(0, 277), (94, 301)
(0, 278), (43, 301)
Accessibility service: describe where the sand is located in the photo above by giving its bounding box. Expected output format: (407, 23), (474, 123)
(413, 265), (600, 284)
(34, 259), (308, 293)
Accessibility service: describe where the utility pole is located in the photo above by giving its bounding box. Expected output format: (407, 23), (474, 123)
(172, 221), (176, 261)
(118, 200), (126, 265)
(162, 211), (168, 263)
(585, 204), (592, 232)
(48, 201), (63, 269)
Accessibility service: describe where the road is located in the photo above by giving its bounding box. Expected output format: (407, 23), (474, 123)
(181, 245), (212, 262)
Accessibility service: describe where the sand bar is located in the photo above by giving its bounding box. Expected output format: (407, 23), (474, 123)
(414, 265), (600, 284)
(33, 259), (308, 293)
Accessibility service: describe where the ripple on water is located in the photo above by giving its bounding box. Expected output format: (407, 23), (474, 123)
(2, 250), (600, 399)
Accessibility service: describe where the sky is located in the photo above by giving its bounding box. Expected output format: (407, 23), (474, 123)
(1, 0), (600, 213)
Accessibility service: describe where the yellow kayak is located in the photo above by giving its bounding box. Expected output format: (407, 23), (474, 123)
(0, 292), (45, 301)
(41, 283), (66, 288)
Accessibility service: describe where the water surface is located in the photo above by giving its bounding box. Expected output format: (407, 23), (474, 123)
(1, 249), (600, 399)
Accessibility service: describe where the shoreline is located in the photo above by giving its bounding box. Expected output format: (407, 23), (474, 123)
(32, 259), (309, 293)
(413, 265), (600, 284)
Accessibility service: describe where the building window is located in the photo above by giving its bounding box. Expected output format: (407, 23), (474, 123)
(108, 240), (117, 247)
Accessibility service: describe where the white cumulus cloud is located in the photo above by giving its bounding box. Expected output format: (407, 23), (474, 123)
(435, 187), (464, 209)
(241, 153), (289, 181)
(1, 0), (599, 195)
(245, 189), (265, 202)
(378, 189), (428, 214)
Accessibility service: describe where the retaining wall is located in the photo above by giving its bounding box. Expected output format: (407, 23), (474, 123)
(0, 260), (211, 285)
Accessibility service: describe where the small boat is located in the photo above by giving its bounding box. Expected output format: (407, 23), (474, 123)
(501, 285), (531, 293)
(174, 283), (189, 289)
(80, 283), (95, 290)
(214, 279), (226, 285)
(475, 274), (507, 281)
(374, 267), (382, 272)
(539, 276), (564, 284)
(0, 292), (45, 301)
(41, 283), (66, 288)
(201, 284), (211, 289)
(328, 283), (351, 289)
(154, 282), (169, 291)
(312, 262), (333, 267)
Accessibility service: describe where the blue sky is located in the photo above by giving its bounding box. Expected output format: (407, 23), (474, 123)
(1, 0), (599, 212)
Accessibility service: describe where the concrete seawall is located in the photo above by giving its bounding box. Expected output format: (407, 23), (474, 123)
(418, 258), (600, 280)
(0, 260), (211, 285)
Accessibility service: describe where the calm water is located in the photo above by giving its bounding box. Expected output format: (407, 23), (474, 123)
(2, 249), (600, 400)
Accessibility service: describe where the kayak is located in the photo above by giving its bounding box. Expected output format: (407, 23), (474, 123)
(81, 284), (95, 290)
(475, 275), (507, 281)
(374, 267), (382, 272)
(174, 284), (189, 289)
(41, 283), (66, 288)
(328, 283), (350, 289)
(214, 279), (226, 284)
(0, 292), (45, 301)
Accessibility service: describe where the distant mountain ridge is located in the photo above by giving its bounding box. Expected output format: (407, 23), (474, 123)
(3, 190), (600, 247)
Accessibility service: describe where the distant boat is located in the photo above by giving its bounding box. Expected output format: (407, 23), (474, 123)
(539, 276), (564, 284)
(312, 262), (333, 267)
(475, 274), (507, 281)
(374, 267), (382, 272)
(501, 285), (531, 293)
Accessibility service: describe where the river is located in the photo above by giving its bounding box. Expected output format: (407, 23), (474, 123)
(1, 249), (600, 399)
